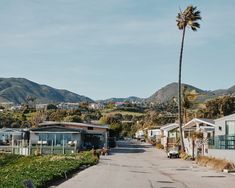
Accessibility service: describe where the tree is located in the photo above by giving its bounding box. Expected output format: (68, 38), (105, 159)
(47, 104), (58, 110)
(182, 86), (198, 123)
(64, 115), (82, 123)
(30, 111), (46, 127)
(176, 5), (201, 151)
(198, 96), (235, 119)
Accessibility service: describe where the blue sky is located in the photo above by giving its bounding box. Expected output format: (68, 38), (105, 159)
(1, 0), (235, 100)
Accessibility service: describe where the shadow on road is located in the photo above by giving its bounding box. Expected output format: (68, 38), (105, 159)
(110, 140), (152, 155)
(111, 148), (145, 154)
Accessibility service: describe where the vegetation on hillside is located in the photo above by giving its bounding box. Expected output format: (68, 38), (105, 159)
(0, 87), (235, 139)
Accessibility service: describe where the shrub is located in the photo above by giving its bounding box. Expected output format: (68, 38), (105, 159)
(156, 143), (164, 149)
(179, 152), (192, 160)
(196, 156), (235, 171)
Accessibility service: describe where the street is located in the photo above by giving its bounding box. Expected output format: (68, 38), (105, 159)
(57, 140), (235, 188)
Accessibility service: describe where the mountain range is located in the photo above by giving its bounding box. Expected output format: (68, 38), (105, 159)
(99, 83), (235, 104)
(0, 78), (235, 105)
(0, 78), (93, 104)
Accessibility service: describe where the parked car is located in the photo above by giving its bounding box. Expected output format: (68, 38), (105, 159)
(167, 147), (179, 158)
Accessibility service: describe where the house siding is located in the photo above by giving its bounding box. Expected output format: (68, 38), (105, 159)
(214, 114), (235, 136)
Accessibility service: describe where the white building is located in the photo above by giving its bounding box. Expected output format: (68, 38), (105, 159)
(135, 130), (144, 139)
(89, 103), (104, 110)
(147, 129), (161, 139)
(182, 118), (215, 157)
(206, 113), (235, 163)
(57, 103), (80, 110)
(160, 123), (179, 149)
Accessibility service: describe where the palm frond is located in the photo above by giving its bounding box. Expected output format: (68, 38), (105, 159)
(176, 5), (201, 31)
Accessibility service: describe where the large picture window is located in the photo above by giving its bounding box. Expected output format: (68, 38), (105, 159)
(225, 121), (235, 135)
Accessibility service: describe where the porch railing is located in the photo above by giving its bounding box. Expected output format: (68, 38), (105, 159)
(209, 135), (235, 150)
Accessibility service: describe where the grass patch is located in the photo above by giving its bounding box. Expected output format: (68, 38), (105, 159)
(196, 156), (235, 172)
(0, 152), (98, 188)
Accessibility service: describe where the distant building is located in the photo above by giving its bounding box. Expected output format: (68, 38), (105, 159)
(160, 123), (179, 149)
(57, 102), (80, 110)
(89, 103), (104, 110)
(135, 130), (144, 140)
(147, 129), (161, 139)
(115, 102), (127, 107)
(36, 104), (48, 110)
(10, 105), (22, 111)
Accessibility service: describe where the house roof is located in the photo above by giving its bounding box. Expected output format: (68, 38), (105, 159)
(39, 121), (109, 129)
(160, 123), (179, 132)
(183, 118), (215, 130)
(148, 128), (160, 131)
(30, 125), (83, 133)
(0, 128), (24, 133)
(214, 113), (235, 122)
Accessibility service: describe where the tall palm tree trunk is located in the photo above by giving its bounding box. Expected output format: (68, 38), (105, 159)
(178, 27), (186, 151)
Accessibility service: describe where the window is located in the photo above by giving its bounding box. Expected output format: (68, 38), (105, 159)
(88, 127), (94, 130)
(219, 126), (222, 131)
(225, 121), (235, 135)
(207, 132), (211, 138)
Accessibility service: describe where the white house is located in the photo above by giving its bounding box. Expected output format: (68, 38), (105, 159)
(160, 123), (179, 149)
(206, 113), (235, 163)
(182, 118), (215, 157)
(147, 129), (161, 139)
(135, 130), (144, 140)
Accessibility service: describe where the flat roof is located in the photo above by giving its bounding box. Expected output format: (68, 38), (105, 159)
(39, 121), (109, 129)
(30, 125), (83, 133)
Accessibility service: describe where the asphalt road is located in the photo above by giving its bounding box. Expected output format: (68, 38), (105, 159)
(57, 140), (235, 188)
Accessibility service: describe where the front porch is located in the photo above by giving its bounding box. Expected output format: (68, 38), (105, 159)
(183, 118), (215, 157)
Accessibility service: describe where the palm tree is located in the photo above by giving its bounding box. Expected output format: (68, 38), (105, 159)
(176, 5), (201, 151)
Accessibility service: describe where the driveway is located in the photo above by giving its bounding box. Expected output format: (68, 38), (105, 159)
(57, 140), (235, 188)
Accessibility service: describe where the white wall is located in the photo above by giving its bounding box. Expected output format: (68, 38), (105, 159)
(148, 129), (161, 138)
(215, 114), (235, 136)
(206, 149), (235, 163)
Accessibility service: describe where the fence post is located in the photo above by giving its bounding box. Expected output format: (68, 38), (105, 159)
(51, 140), (53, 154)
(63, 135), (65, 154)
(28, 139), (31, 156)
(40, 141), (42, 155)
(11, 134), (14, 154)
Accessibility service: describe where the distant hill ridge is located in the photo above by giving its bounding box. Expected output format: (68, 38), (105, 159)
(145, 82), (235, 104)
(0, 78), (93, 104)
(97, 96), (144, 104)
(1, 78), (235, 105)
(99, 82), (235, 104)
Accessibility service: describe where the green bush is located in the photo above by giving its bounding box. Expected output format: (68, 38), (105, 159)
(0, 152), (98, 188)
